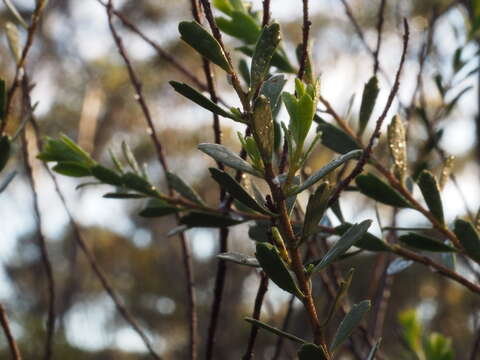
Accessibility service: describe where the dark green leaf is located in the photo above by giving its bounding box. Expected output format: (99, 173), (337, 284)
(169, 81), (236, 120)
(302, 182), (331, 240)
(252, 96), (274, 161)
(256, 242), (304, 297)
(91, 165), (123, 186)
(454, 219), (480, 262)
(0, 135), (11, 172)
(335, 223), (390, 252)
(38, 136), (92, 164)
(399, 233), (456, 252)
(292, 149), (362, 195)
(209, 168), (272, 215)
(238, 58), (250, 86)
(244, 317), (306, 344)
(178, 21), (231, 72)
(313, 220), (372, 272)
(330, 300), (371, 351)
(122, 172), (158, 196)
(418, 170), (444, 224)
(198, 143), (261, 176)
(261, 74), (287, 115)
(356, 173), (411, 208)
(315, 117), (360, 154)
(167, 172), (205, 206)
(250, 22), (281, 91)
(216, 11), (260, 44)
(358, 76), (379, 136)
(298, 343), (327, 360)
(103, 193), (145, 199)
(217, 252), (259, 267)
(53, 162), (91, 177)
(237, 45), (296, 73)
(180, 211), (245, 228)
(139, 198), (179, 217)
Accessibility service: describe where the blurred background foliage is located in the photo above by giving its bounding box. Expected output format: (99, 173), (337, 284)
(1, 0), (480, 358)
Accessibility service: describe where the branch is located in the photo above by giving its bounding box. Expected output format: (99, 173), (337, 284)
(373, 0), (387, 75)
(298, 0), (312, 80)
(0, 305), (22, 360)
(262, 0), (271, 27)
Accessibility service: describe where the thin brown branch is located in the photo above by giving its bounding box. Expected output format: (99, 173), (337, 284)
(329, 19), (409, 207)
(242, 272), (269, 360)
(1, 0), (46, 134)
(373, 0), (387, 75)
(105, 3), (197, 358)
(298, 0), (312, 80)
(262, 0), (271, 27)
(0, 305), (22, 360)
(470, 325), (480, 360)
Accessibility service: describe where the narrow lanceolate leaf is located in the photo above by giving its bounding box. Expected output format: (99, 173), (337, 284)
(244, 318), (306, 344)
(356, 173), (411, 208)
(216, 11), (260, 44)
(103, 193), (145, 199)
(330, 300), (371, 351)
(358, 76), (379, 136)
(260, 74), (287, 115)
(322, 268), (355, 326)
(256, 242), (304, 298)
(53, 162), (91, 177)
(91, 165), (123, 186)
(169, 81), (236, 120)
(250, 22), (281, 91)
(366, 339), (382, 360)
(180, 211), (245, 228)
(302, 182), (331, 240)
(178, 21), (231, 72)
(387, 115), (408, 183)
(3, 0), (28, 28)
(217, 252), (259, 267)
(335, 223), (390, 252)
(418, 170), (445, 225)
(122, 172), (158, 196)
(139, 199), (179, 217)
(399, 233), (456, 252)
(166, 172), (205, 206)
(291, 149), (362, 195)
(209, 168), (273, 215)
(252, 96), (274, 161)
(315, 117), (360, 154)
(454, 219), (480, 262)
(198, 143), (261, 177)
(313, 220), (372, 272)
(298, 343), (327, 360)
(5, 22), (21, 63)
(0, 135), (11, 172)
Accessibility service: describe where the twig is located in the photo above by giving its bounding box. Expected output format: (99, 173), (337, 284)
(0, 305), (22, 360)
(262, 0), (271, 27)
(329, 19), (409, 207)
(298, 0), (312, 80)
(1, 0), (46, 134)
(105, 3), (196, 358)
(242, 272), (269, 360)
(470, 324), (480, 360)
(20, 84), (56, 360)
(373, 0), (387, 75)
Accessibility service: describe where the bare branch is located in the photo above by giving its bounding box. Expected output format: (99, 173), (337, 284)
(0, 305), (22, 360)
(298, 0), (312, 80)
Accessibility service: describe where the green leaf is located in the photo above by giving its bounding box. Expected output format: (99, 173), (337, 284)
(180, 211), (245, 227)
(399, 233), (456, 252)
(250, 22), (281, 91)
(139, 198), (179, 217)
(255, 242), (304, 297)
(91, 165), (123, 186)
(252, 95), (274, 161)
(237, 45), (296, 73)
(358, 76), (379, 136)
(53, 162), (91, 177)
(3, 0), (28, 28)
(38, 136), (93, 164)
(313, 220), (372, 272)
(209, 168), (272, 215)
(121, 172), (158, 196)
(5, 22), (21, 63)
(169, 81), (236, 120)
(399, 309), (423, 355)
(244, 317), (306, 344)
(0, 135), (11, 172)
(298, 343), (327, 360)
(387, 115), (408, 183)
(454, 219), (480, 262)
(302, 182), (331, 240)
(418, 170), (444, 225)
(216, 11), (260, 44)
(335, 223), (390, 252)
(103, 193), (145, 199)
(330, 300), (371, 351)
(178, 21), (231, 72)
(291, 149), (362, 195)
(238, 58), (250, 85)
(166, 172), (205, 206)
(283, 88), (315, 146)
(315, 117), (360, 154)
(213, 0), (234, 15)
(356, 173), (411, 208)
(424, 333), (454, 360)
(217, 252), (259, 267)
(198, 143), (261, 176)
(260, 74), (287, 115)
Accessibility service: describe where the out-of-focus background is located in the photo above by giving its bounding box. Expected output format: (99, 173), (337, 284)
(1, 0), (480, 358)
